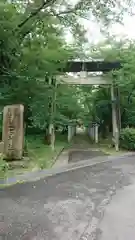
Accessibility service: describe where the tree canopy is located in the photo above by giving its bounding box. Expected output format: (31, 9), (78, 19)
(86, 38), (135, 138)
(0, 0), (134, 134)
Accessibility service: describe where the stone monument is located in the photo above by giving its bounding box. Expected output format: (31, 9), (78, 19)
(2, 104), (24, 160)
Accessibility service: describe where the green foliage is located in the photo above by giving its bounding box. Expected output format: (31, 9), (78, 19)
(0, 0), (134, 137)
(87, 38), (135, 136)
(26, 133), (67, 169)
(0, 1), (82, 129)
(120, 128), (135, 150)
(0, 156), (9, 176)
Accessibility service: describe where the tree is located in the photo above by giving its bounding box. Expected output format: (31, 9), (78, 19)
(0, 0), (134, 144)
(86, 38), (135, 138)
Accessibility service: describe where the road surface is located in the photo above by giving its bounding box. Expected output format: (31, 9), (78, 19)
(0, 153), (135, 239)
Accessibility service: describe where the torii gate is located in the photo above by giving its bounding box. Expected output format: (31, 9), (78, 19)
(57, 61), (121, 151)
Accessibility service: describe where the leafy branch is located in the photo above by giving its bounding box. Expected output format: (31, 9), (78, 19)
(18, 0), (56, 28)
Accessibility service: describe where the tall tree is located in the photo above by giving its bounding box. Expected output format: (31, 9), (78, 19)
(87, 39), (135, 135)
(0, 0), (134, 142)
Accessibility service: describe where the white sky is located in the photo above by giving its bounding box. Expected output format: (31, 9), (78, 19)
(66, 4), (135, 45)
(82, 12), (135, 44)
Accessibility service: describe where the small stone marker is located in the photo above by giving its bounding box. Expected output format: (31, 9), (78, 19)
(2, 104), (24, 160)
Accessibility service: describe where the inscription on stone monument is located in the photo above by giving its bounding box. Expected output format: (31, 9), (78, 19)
(2, 104), (24, 160)
(7, 108), (15, 153)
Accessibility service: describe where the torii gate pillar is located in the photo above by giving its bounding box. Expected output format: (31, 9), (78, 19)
(111, 84), (119, 151)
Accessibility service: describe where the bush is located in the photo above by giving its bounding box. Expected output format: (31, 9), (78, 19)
(0, 155), (9, 178)
(120, 127), (135, 150)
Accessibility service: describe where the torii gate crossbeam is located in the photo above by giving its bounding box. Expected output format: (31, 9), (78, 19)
(57, 61), (121, 151)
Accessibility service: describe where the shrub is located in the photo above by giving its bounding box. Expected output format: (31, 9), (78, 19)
(0, 155), (9, 178)
(120, 127), (135, 150)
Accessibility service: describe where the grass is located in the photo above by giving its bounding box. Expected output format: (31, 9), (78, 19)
(66, 133), (126, 156)
(89, 136), (128, 156)
(0, 133), (68, 180)
(26, 133), (67, 169)
(0, 133), (129, 180)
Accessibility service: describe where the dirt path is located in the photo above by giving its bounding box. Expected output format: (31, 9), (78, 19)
(53, 134), (108, 167)
(68, 134), (108, 163)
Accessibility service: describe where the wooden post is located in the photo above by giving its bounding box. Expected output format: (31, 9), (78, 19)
(74, 125), (76, 136)
(111, 84), (119, 151)
(48, 123), (55, 151)
(95, 124), (99, 143)
(68, 125), (72, 142)
(116, 87), (121, 130)
(48, 77), (57, 150)
(92, 125), (95, 140)
(52, 79), (57, 150)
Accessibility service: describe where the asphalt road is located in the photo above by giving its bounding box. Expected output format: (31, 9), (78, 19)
(1, 154), (135, 239)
